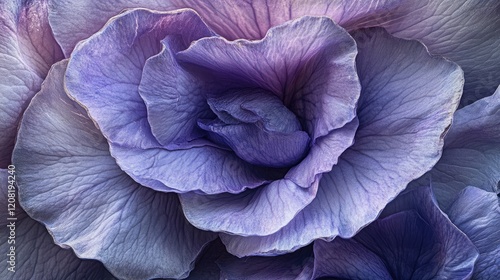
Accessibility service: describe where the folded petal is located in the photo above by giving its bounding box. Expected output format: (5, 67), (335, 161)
(221, 28), (463, 256)
(12, 61), (216, 280)
(179, 178), (319, 236)
(65, 8), (211, 149)
(0, 171), (115, 279)
(447, 186), (500, 279)
(313, 187), (479, 280)
(177, 16), (360, 141)
(0, 0), (63, 167)
(411, 86), (500, 208)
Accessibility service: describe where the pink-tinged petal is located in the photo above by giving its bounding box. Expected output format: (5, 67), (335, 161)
(12, 61), (216, 280)
(0, 0), (63, 167)
(221, 28), (462, 256)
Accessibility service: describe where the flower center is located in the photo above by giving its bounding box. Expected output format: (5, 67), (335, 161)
(198, 89), (310, 168)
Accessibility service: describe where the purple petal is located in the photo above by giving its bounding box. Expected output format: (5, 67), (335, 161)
(412, 87), (500, 208)
(0, 0), (63, 167)
(313, 187), (479, 279)
(177, 16), (360, 141)
(0, 169), (114, 279)
(179, 178), (319, 236)
(65, 8), (212, 149)
(185, 239), (228, 280)
(447, 187), (500, 279)
(12, 61), (216, 279)
(221, 28), (463, 256)
(373, 0), (500, 106)
(218, 245), (314, 280)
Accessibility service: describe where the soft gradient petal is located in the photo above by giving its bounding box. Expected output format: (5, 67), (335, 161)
(218, 245), (314, 280)
(179, 178), (318, 236)
(177, 16), (360, 140)
(220, 28), (463, 256)
(447, 187), (500, 279)
(12, 61), (216, 280)
(0, 170), (115, 280)
(0, 0), (63, 167)
(412, 86), (500, 208)
(65, 8), (212, 149)
(313, 187), (478, 279)
(47, 0), (399, 55)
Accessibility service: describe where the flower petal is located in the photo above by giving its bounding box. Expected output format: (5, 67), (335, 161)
(177, 16), (360, 141)
(12, 61), (216, 280)
(447, 186), (500, 279)
(412, 87), (500, 208)
(0, 170), (115, 280)
(374, 0), (500, 106)
(220, 28), (463, 256)
(313, 187), (479, 279)
(65, 8), (212, 149)
(179, 178), (319, 236)
(0, 0), (63, 167)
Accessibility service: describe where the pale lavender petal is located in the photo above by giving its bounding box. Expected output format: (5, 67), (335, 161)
(0, 0), (63, 167)
(12, 61), (216, 279)
(179, 178), (319, 236)
(221, 28), (463, 256)
(447, 187), (500, 279)
(0, 170), (115, 279)
(412, 86), (500, 208)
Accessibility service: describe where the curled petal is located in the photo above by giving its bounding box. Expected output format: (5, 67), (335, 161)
(13, 61), (216, 279)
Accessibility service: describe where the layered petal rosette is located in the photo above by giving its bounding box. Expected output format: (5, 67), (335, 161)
(5, 0), (499, 279)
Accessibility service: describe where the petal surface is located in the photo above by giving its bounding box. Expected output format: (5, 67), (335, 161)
(221, 27), (463, 256)
(49, 0), (498, 105)
(177, 16), (360, 140)
(65, 8), (212, 149)
(12, 61), (216, 280)
(412, 86), (500, 208)
(313, 187), (479, 280)
(447, 187), (500, 279)
(0, 0), (63, 167)
(0, 169), (115, 280)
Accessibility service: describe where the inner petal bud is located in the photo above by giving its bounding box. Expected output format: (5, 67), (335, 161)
(198, 89), (310, 168)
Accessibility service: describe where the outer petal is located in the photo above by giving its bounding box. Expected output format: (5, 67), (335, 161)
(0, 0), (63, 167)
(411, 87), (500, 208)
(47, 0), (399, 55)
(12, 61), (216, 280)
(313, 187), (479, 280)
(49, 0), (498, 105)
(177, 16), (360, 141)
(447, 187), (500, 279)
(220, 28), (463, 256)
(0, 170), (115, 280)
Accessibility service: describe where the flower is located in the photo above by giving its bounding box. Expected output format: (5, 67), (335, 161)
(1, 0), (499, 279)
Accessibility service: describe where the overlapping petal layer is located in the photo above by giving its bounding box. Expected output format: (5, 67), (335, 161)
(312, 187), (479, 279)
(0, 171), (115, 280)
(48, 0), (499, 106)
(411, 86), (500, 208)
(447, 187), (500, 279)
(12, 61), (217, 280)
(220, 28), (463, 256)
(0, 0), (63, 167)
